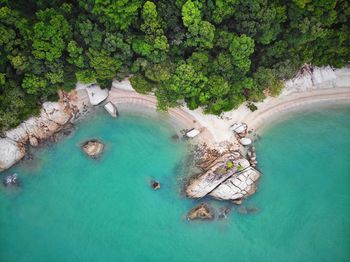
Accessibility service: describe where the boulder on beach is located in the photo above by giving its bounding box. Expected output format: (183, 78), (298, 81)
(187, 203), (214, 220)
(3, 173), (20, 187)
(151, 180), (160, 190)
(81, 139), (104, 159)
(86, 84), (109, 105)
(240, 138), (252, 146)
(104, 102), (118, 117)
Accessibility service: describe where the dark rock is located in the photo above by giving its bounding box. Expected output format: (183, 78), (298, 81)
(171, 134), (180, 142)
(151, 180), (160, 190)
(187, 203), (214, 220)
(3, 173), (20, 187)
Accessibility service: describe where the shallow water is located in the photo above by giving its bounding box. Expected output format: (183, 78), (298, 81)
(1, 105), (350, 262)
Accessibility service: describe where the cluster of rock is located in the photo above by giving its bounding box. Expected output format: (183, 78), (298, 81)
(0, 83), (120, 172)
(185, 146), (260, 204)
(247, 147), (258, 167)
(284, 64), (350, 93)
(0, 90), (91, 172)
(186, 202), (257, 221)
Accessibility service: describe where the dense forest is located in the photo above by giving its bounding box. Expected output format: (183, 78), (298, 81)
(1, 0), (349, 133)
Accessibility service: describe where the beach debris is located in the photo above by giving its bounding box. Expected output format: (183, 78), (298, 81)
(104, 102), (118, 118)
(81, 139), (104, 159)
(240, 137), (252, 146)
(218, 206), (231, 219)
(2, 173), (20, 187)
(187, 203), (214, 220)
(185, 128), (200, 138)
(151, 180), (161, 190)
(230, 122), (247, 134)
(86, 84), (109, 105)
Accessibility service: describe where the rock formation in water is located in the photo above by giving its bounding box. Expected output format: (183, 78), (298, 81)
(185, 145), (260, 203)
(2, 173), (20, 187)
(0, 89), (92, 172)
(187, 203), (214, 220)
(151, 180), (161, 190)
(81, 139), (104, 159)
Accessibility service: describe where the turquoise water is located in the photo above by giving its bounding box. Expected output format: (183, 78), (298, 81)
(1, 105), (350, 262)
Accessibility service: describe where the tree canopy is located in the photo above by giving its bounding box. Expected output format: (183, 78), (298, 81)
(0, 0), (349, 133)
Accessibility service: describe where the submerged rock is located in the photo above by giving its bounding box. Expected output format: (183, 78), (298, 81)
(218, 206), (231, 219)
(187, 203), (214, 220)
(151, 180), (160, 190)
(3, 173), (20, 187)
(171, 134), (180, 142)
(237, 206), (258, 215)
(81, 139), (104, 159)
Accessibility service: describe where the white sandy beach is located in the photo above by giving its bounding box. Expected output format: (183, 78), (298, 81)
(110, 66), (350, 146)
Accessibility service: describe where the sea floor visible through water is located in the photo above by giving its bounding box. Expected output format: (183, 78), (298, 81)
(1, 104), (350, 262)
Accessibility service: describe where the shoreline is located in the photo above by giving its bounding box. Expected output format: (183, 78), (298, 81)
(1, 66), (350, 173)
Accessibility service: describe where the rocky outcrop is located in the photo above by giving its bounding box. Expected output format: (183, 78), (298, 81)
(2, 173), (20, 187)
(151, 180), (160, 190)
(86, 84), (109, 105)
(187, 203), (214, 220)
(104, 102), (118, 117)
(185, 146), (260, 203)
(0, 140), (25, 172)
(284, 65), (350, 94)
(81, 139), (104, 159)
(0, 89), (92, 172)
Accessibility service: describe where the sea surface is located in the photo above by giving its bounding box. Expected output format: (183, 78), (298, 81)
(1, 105), (349, 262)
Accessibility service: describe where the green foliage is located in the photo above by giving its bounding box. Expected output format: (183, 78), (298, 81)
(182, 0), (201, 27)
(0, 0), (349, 133)
(253, 67), (284, 97)
(226, 160), (233, 169)
(32, 9), (72, 61)
(130, 73), (154, 94)
(80, 0), (143, 30)
(21, 74), (47, 95)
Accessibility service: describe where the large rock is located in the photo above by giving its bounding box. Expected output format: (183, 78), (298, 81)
(185, 150), (261, 202)
(209, 167), (260, 200)
(0, 139), (25, 172)
(86, 85), (109, 105)
(81, 139), (104, 159)
(187, 203), (214, 220)
(185, 153), (250, 198)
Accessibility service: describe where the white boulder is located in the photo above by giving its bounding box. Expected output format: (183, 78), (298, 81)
(186, 128), (200, 138)
(104, 102), (118, 117)
(240, 138), (252, 146)
(86, 85), (109, 105)
(0, 139), (25, 172)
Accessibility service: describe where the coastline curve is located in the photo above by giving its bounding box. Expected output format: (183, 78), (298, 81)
(242, 88), (350, 131)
